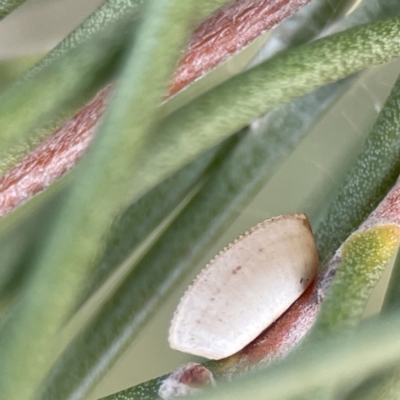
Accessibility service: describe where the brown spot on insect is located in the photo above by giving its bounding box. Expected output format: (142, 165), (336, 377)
(232, 265), (242, 274)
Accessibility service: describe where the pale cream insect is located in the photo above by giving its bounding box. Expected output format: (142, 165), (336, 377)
(168, 214), (319, 360)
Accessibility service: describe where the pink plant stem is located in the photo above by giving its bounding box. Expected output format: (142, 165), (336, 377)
(0, 0), (311, 217)
(169, 0), (311, 96)
(0, 87), (112, 217)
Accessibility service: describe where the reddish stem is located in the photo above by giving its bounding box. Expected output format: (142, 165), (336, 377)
(0, 0), (311, 217)
(0, 87), (112, 217)
(169, 0), (310, 96)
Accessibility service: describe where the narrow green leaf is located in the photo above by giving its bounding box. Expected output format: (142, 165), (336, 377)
(344, 226), (400, 400)
(280, 0), (351, 48)
(75, 138), (235, 311)
(247, 0), (352, 69)
(185, 313), (400, 400)
(24, 0), (147, 77)
(313, 225), (400, 335)
(0, 182), (68, 302)
(104, 312), (400, 399)
(382, 251), (400, 311)
(0, 1), (202, 399)
(40, 81), (346, 400)
(101, 377), (165, 400)
(0, 0), (27, 20)
(346, 367), (400, 400)
(130, 16), (400, 199)
(316, 70), (400, 262)
(0, 170), (74, 314)
(0, 56), (41, 91)
(339, 0), (400, 31)
(288, 388), (335, 400)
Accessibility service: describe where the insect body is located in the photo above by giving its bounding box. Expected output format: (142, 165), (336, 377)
(168, 214), (319, 360)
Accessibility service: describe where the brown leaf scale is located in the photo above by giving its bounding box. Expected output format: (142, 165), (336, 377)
(179, 364), (214, 388)
(0, 0), (311, 217)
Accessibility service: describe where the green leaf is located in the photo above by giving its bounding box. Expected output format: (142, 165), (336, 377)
(0, 0), (27, 20)
(0, 169), (74, 311)
(184, 312), (400, 400)
(287, 388), (335, 400)
(103, 312), (400, 399)
(0, 56), (42, 91)
(314, 225), (400, 335)
(383, 248), (400, 311)
(339, 0), (400, 31)
(278, 0), (351, 48)
(345, 367), (400, 400)
(130, 16), (400, 199)
(75, 137), (236, 311)
(0, 182), (69, 303)
(344, 222), (400, 400)
(316, 70), (400, 263)
(24, 0), (147, 77)
(0, 1), (203, 399)
(247, 0), (353, 69)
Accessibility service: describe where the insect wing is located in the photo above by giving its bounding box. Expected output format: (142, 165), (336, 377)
(169, 214), (318, 360)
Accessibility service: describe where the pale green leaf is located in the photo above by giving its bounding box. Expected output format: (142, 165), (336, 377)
(314, 225), (400, 335)
(345, 367), (400, 400)
(186, 313), (400, 400)
(0, 1), (203, 399)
